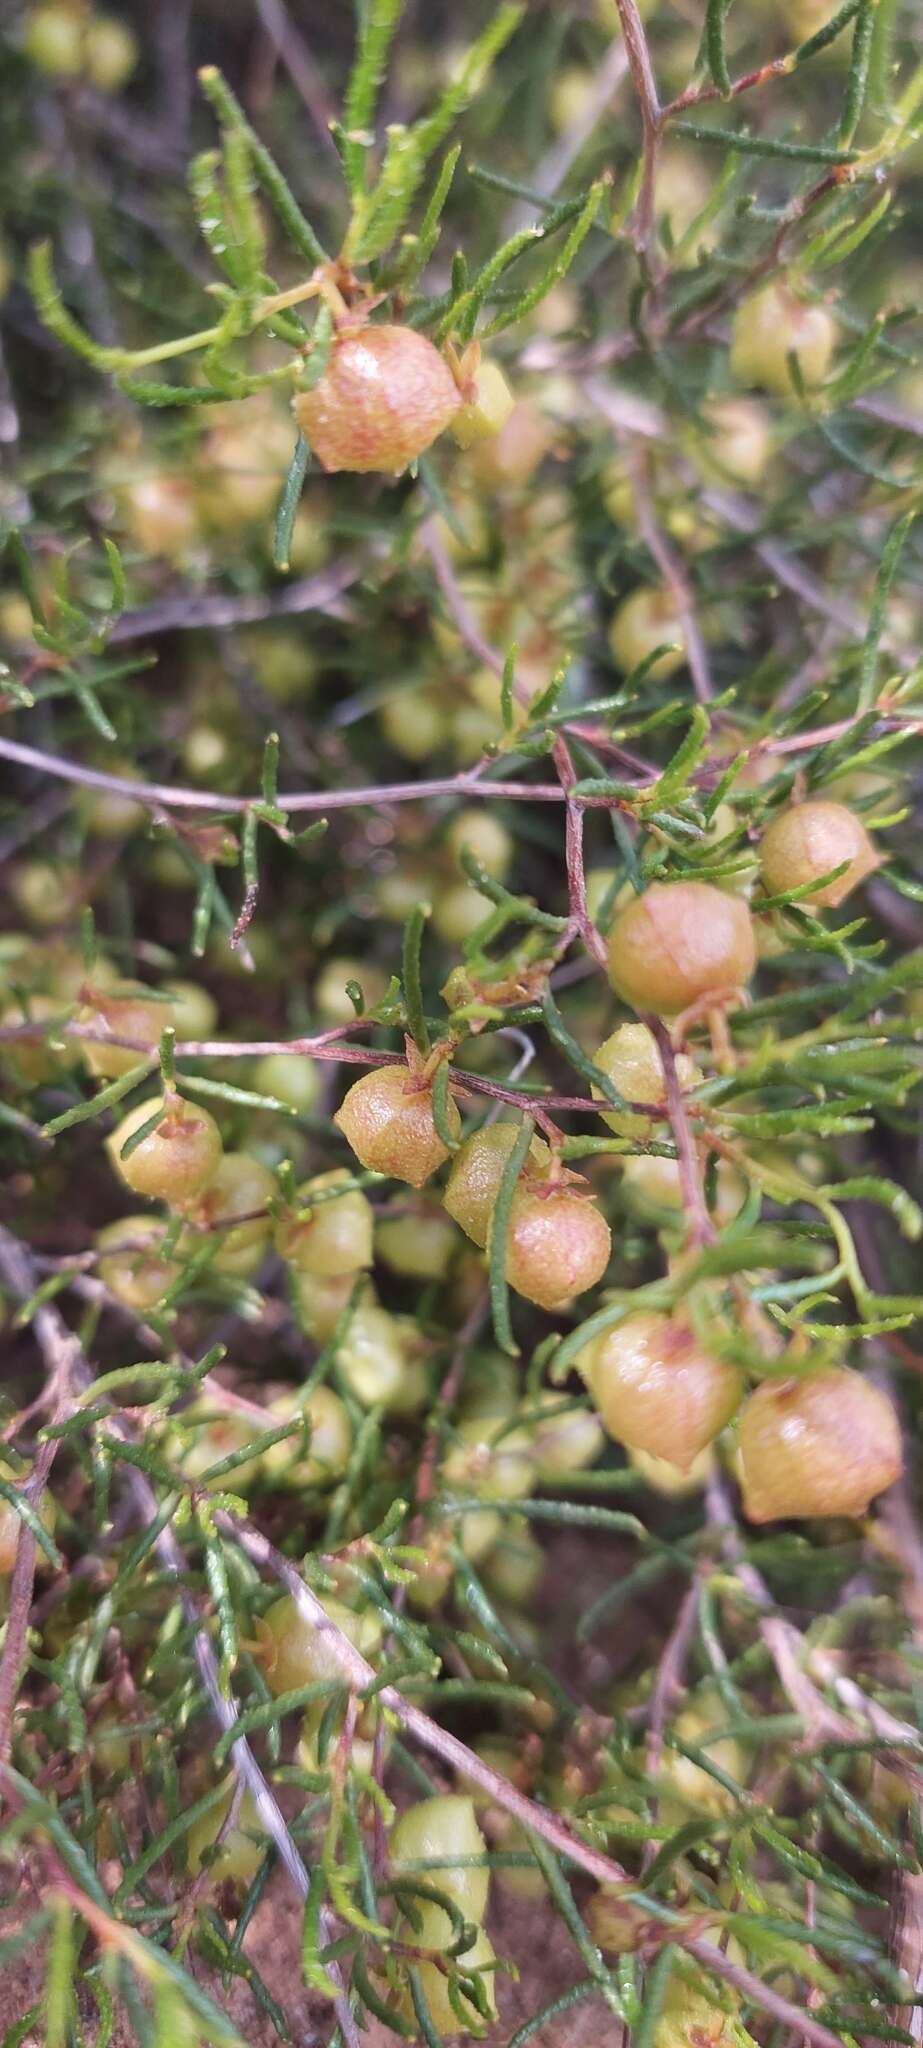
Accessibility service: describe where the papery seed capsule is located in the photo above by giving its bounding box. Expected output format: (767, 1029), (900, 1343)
(443, 1124), (551, 1248)
(106, 1095), (222, 1205)
(293, 324), (459, 475)
(758, 799), (880, 910)
(275, 1167), (374, 1278)
(737, 1368), (902, 1523)
(581, 1311), (741, 1470)
(334, 1063), (460, 1188)
(495, 1186), (611, 1311)
(592, 1022), (701, 1138)
(730, 279), (837, 397)
(607, 881), (756, 1016)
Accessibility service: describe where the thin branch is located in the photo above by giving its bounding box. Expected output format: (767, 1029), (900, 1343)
(647, 1018), (715, 1249)
(0, 735), (568, 816)
(108, 549), (377, 644)
(613, 0), (661, 258)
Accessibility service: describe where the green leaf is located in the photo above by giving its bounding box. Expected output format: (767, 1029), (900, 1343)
(343, 0), (405, 194)
(401, 901), (432, 1054)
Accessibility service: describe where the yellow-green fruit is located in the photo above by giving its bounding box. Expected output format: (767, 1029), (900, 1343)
(186, 1152), (275, 1275)
(0, 1460), (55, 1575)
(118, 475), (199, 560)
(276, 1169), (373, 1278)
(96, 1216), (181, 1312)
(495, 1186), (611, 1311)
(106, 1095), (222, 1204)
(1, 994), (75, 1087)
(730, 281), (837, 396)
(314, 958), (385, 1025)
(443, 1124), (551, 1248)
(391, 1794), (489, 1935)
(174, 1406), (263, 1490)
(77, 773), (146, 840)
(200, 416), (293, 532)
(298, 1692), (386, 1778)
(628, 1443), (715, 1495)
(759, 799), (879, 910)
(737, 1368), (902, 1523)
(445, 807), (512, 879)
(582, 1312), (741, 1470)
(79, 985), (174, 1081)
(528, 1392), (605, 1480)
(159, 981), (215, 1042)
(442, 1415), (535, 1503)
(380, 687), (449, 762)
(481, 1516), (544, 1608)
(85, 14), (138, 90)
(334, 1063), (461, 1188)
(622, 1154), (746, 1228)
(181, 722), (234, 783)
(432, 882), (493, 944)
(253, 1052), (320, 1115)
(592, 1022), (701, 1138)
(463, 1736), (546, 1897)
(465, 398), (553, 487)
(24, 5), (83, 75)
(294, 1268), (374, 1342)
(8, 859), (74, 928)
(451, 358), (516, 448)
(660, 1685), (746, 1821)
(261, 1385), (352, 1488)
(336, 1303), (429, 1414)
(376, 1208), (458, 1280)
(607, 882), (756, 1015)
(698, 398), (773, 488)
(609, 588), (684, 682)
(186, 1781), (266, 1886)
(256, 1593), (381, 1697)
